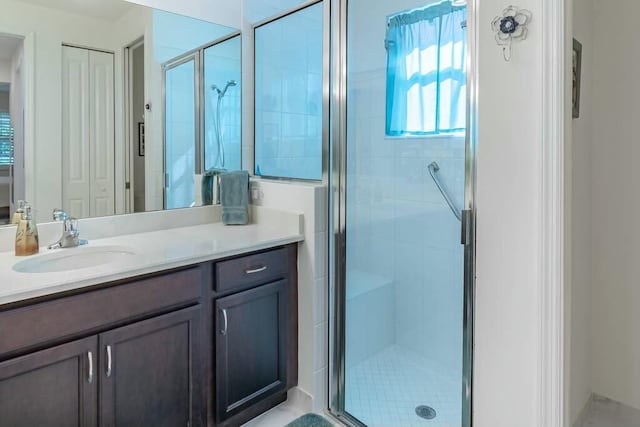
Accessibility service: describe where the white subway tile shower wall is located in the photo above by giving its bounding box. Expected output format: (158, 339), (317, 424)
(253, 3), (323, 180)
(345, 52), (465, 379)
(250, 180), (328, 413)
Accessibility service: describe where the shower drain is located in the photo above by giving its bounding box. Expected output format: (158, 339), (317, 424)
(415, 405), (437, 420)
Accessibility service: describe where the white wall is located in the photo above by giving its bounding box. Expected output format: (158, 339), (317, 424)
(569, 0), (594, 422)
(0, 93), (9, 113)
(473, 0), (545, 425)
(124, 0), (240, 29)
(588, 0), (640, 411)
(0, 61), (10, 83)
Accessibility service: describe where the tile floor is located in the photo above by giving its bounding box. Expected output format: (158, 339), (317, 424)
(242, 402), (339, 427)
(575, 395), (640, 427)
(242, 400), (307, 427)
(345, 345), (462, 427)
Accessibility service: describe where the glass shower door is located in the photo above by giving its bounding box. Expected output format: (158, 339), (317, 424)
(330, 0), (472, 426)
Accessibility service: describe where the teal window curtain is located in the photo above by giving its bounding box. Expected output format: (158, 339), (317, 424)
(386, 2), (467, 136)
(0, 112), (13, 166)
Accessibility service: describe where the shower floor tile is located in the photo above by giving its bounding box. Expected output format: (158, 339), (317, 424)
(345, 345), (462, 427)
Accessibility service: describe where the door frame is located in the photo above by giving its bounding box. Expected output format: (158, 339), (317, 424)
(540, 1), (567, 426)
(161, 52), (201, 210)
(123, 37), (144, 214)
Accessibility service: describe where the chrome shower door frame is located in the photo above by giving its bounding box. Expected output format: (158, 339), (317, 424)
(327, 0), (478, 425)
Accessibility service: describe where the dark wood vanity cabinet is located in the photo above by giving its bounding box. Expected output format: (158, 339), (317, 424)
(0, 307), (202, 427)
(0, 336), (98, 427)
(213, 244), (298, 426)
(99, 306), (202, 427)
(0, 244), (298, 426)
(215, 280), (289, 423)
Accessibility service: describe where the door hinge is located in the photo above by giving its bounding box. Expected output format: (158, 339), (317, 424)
(461, 209), (472, 246)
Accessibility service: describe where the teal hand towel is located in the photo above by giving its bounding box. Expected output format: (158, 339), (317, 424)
(201, 168), (225, 205)
(220, 170), (249, 225)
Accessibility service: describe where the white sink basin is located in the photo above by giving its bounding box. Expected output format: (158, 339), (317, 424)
(13, 245), (137, 273)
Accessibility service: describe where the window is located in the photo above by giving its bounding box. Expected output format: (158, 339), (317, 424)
(0, 112), (13, 166)
(385, 1), (466, 137)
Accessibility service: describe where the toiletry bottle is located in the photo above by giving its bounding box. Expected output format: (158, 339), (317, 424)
(11, 200), (25, 225)
(15, 204), (39, 256)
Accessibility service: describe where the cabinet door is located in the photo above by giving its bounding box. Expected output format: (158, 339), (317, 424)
(0, 336), (98, 427)
(215, 279), (289, 422)
(99, 306), (203, 427)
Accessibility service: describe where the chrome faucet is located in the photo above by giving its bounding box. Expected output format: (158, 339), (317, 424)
(48, 209), (88, 249)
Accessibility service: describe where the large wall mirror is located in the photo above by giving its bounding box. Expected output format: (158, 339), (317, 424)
(0, 0), (242, 225)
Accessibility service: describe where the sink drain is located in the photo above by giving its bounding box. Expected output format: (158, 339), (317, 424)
(415, 405), (437, 420)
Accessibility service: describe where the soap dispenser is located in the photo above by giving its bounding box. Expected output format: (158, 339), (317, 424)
(15, 204), (39, 256)
(11, 200), (25, 225)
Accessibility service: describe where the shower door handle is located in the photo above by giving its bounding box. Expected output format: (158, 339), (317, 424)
(461, 209), (472, 246)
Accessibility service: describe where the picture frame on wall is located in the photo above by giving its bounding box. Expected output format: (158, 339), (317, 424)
(138, 122), (145, 156)
(572, 38), (582, 119)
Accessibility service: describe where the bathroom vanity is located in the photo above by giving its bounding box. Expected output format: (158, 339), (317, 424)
(0, 209), (303, 427)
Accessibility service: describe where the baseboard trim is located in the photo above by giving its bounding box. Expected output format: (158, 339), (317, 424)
(572, 395), (592, 427)
(287, 387), (313, 414)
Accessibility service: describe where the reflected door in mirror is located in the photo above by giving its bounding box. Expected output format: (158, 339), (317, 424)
(62, 46), (115, 219)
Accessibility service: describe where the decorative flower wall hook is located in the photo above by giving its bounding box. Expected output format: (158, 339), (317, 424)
(491, 6), (532, 61)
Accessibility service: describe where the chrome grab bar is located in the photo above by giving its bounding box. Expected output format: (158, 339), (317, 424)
(427, 161), (462, 222)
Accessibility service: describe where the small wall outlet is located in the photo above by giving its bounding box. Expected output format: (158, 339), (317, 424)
(250, 183), (264, 205)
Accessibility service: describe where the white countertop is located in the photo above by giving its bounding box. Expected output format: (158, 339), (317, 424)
(0, 207), (304, 306)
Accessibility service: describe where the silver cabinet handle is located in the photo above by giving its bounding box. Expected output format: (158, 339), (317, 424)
(87, 351), (93, 384)
(106, 345), (112, 378)
(220, 309), (228, 336)
(245, 266), (267, 275)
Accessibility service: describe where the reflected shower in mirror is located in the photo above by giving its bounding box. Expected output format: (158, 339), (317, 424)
(0, 0), (241, 225)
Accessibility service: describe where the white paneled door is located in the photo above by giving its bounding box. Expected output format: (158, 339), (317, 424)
(62, 46), (115, 219)
(89, 50), (115, 217)
(62, 46), (90, 218)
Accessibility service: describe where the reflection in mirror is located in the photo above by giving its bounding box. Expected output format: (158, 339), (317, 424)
(163, 33), (242, 210)
(164, 57), (197, 210)
(0, 0), (241, 225)
(204, 36), (241, 173)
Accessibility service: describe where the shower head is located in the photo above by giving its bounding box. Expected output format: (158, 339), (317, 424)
(221, 80), (237, 97)
(212, 80), (237, 98)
